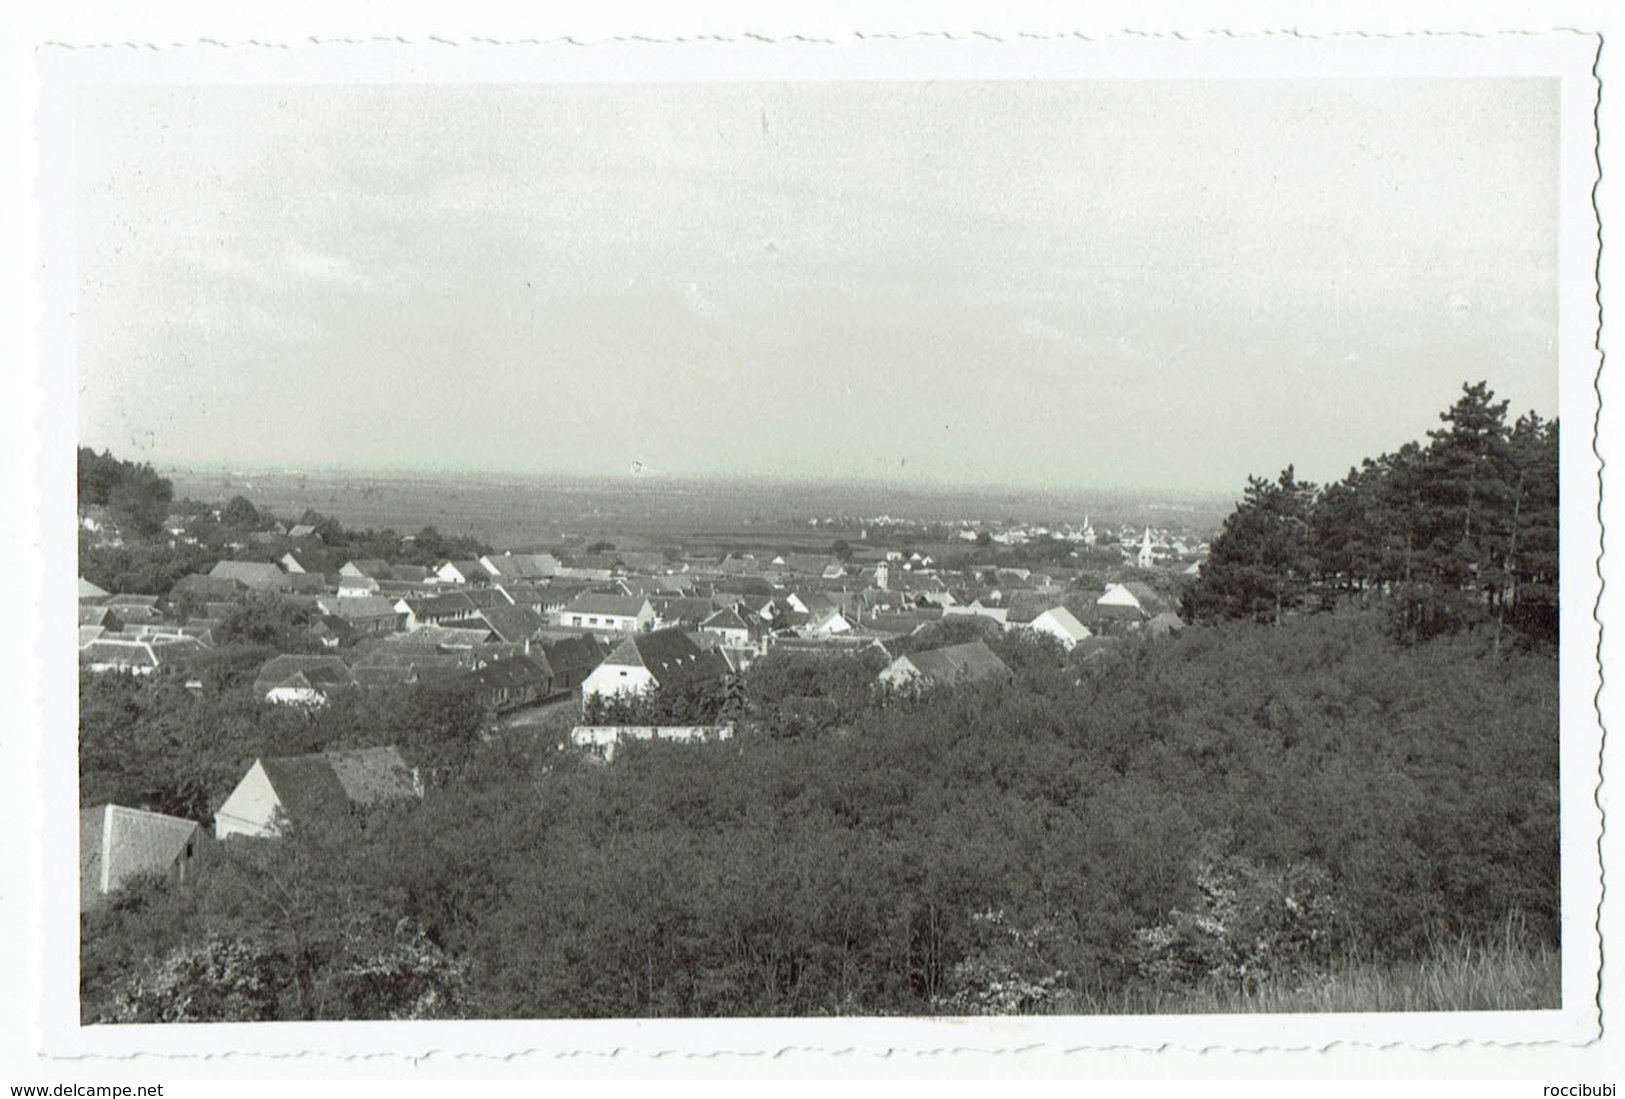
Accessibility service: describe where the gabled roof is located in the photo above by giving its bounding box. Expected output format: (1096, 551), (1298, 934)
(389, 624), (494, 647)
(562, 592), (651, 618)
(477, 605), (545, 643)
(318, 595), (402, 621)
(253, 654), (354, 696)
(1028, 605), (1092, 642)
(1092, 602), (1147, 621)
(79, 604), (117, 627)
(775, 553), (837, 576)
(81, 636), (209, 669)
(482, 552), (560, 579)
(105, 593), (161, 608)
(467, 654), (552, 691)
(601, 627), (732, 690)
(400, 591), (478, 618)
(890, 640), (1011, 688)
(257, 746), (418, 821)
(494, 581), (549, 606)
(171, 573), (250, 600)
(701, 608), (749, 631)
(1004, 593), (1064, 625)
(541, 634), (611, 677)
(78, 578), (110, 601)
(209, 560), (287, 589)
(652, 596), (718, 625)
(80, 804), (201, 906)
(312, 614), (358, 642)
(1122, 581), (1165, 609)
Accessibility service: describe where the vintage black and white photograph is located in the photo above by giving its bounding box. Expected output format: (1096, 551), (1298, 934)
(33, 29), (1605, 1058)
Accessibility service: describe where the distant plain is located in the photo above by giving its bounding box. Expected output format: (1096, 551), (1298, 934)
(165, 468), (1235, 551)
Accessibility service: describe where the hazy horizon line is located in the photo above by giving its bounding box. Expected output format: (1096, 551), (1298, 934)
(149, 457), (1244, 504)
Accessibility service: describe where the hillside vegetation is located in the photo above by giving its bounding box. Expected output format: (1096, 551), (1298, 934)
(82, 609), (1557, 1020)
(79, 381), (1561, 1020)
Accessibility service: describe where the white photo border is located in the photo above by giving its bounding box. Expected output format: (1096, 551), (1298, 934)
(33, 28), (1606, 1058)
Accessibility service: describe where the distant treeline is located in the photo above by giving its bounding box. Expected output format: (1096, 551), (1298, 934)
(78, 448), (175, 538)
(77, 447), (491, 594)
(1182, 382), (1558, 647)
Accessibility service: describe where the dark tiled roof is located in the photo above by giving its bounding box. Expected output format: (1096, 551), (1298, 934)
(403, 592), (477, 619)
(319, 595), (401, 622)
(478, 605), (545, 643)
(259, 746), (417, 821)
(171, 574), (249, 600)
(562, 592), (649, 618)
(540, 634), (611, 678)
(604, 628), (732, 690)
(652, 596), (717, 625)
(253, 654), (354, 695)
(896, 640), (1011, 688)
(209, 560), (288, 589)
(701, 608), (748, 631)
(468, 654), (552, 690)
(80, 804), (202, 908)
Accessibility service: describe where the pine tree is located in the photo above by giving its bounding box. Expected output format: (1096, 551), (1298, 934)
(1181, 467), (1318, 626)
(1410, 382), (1518, 637)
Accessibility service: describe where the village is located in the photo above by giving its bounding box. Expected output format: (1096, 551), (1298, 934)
(77, 487), (1211, 907)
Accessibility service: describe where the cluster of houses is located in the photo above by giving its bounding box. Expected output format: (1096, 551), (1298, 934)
(80, 527), (1191, 706)
(79, 510), (1203, 910)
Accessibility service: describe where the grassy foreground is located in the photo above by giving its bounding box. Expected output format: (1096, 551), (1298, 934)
(1059, 931), (1561, 1015)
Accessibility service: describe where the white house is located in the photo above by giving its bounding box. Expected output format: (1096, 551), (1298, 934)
(1023, 606), (1093, 650)
(214, 746), (420, 840)
(252, 654), (355, 706)
(877, 640), (1012, 693)
(558, 592), (655, 633)
(435, 559), (492, 585)
(337, 575), (381, 598)
(479, 552), (561, 580)
(580, 628), (732, 707)
(1097, 582), (1146, 612)
(699, 608), (751, 647)
(803, 608), (856, 637)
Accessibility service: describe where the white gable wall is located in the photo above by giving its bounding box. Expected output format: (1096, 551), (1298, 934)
(214, 761), (285, 840)
(1028, 609), (1092, 650)
(581, 662), (658, 706)
(877, 655), (922, 690)
(1097, 583), (1143, 610)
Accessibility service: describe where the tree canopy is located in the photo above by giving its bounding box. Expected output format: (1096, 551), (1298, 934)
(1182, 382), (1558, 649)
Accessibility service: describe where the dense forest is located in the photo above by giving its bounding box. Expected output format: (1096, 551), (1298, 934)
(78, 382), (1561, 1019)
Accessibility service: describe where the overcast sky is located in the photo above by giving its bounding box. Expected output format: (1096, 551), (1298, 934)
(74, 79), (1559, 494)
